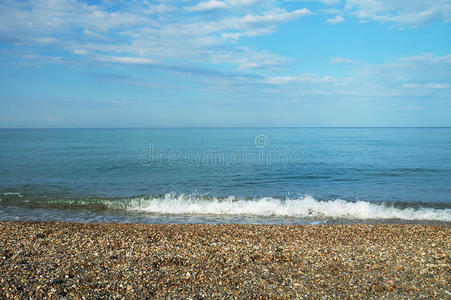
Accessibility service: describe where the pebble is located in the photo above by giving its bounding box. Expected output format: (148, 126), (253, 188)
(0, 222), (449, 299)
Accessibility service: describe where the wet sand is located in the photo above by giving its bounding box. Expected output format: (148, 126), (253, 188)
(0, 222), (449, 298)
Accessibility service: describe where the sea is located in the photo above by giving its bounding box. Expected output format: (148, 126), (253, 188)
(0, 128), (450, 224)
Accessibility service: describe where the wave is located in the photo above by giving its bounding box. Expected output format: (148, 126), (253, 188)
(127, 194), (451, 222)
(1, 191), (450, 222)
(1, 192), (23, 197)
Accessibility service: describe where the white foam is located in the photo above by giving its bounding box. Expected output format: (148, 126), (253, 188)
(127, 194), (451, 221)
(2, 192), (23, 197)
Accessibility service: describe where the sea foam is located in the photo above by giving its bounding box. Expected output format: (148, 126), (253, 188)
(127, 194), (451, 222)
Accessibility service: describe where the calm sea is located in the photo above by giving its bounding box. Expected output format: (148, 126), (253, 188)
(0, 128), (450, 224)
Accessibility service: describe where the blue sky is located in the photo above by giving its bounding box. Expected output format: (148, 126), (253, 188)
(0, 0), (450, 127)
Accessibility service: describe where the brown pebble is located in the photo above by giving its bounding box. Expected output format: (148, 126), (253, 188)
(0, 221), (449, 299)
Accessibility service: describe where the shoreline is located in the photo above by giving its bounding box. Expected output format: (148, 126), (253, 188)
(1, 222), (449, 298)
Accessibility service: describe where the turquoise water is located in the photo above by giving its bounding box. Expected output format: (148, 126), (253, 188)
(0, 128), (450, 224)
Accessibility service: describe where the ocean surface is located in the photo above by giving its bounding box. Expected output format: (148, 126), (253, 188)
(0, 128), (450, 224)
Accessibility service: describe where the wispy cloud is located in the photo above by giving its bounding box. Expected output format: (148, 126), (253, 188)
(344, 0), (451, 27)
(330, 57), (354, 64)
(1, 0), (450, 126)
(247, 53), (451, 99)
(327, 15), (345, 24)
(93, 55), (158, 65)
(184, 0), (229, 12)
(403, 83), (451, 89)
(0, 0), (311, 72)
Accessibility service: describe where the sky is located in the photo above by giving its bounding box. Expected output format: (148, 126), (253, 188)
(0, 0), (450, 128)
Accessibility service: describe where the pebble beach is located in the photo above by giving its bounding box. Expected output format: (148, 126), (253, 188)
(0, 222), (449, 299)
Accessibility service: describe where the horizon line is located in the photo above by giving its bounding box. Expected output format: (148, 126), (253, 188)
(1, 126), (451, 130)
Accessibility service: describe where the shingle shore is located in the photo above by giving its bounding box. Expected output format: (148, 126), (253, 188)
(0, 222), (449, 299)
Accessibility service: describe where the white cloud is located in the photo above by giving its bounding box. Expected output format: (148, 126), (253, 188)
(398, 54), (451, 63)
(403, 83), (451, 89)
(344, 0), (451, 27)
(265, 75), (336, 85)
(95, 56), (158, 65)
(239, 9), (310, 24)
(330, 57), (354, 64)
(21, 54), (64, 63)
(113, 8), (310, 69)
(17, 54), (66, 67)
(226, 0), (260, 6)
(297, 0), (451, 27)
(221, 27), (274, 41)
(0, 0), (150, 44)
(210, 47), (291, 69)
(184, 0), (260, 12)
(2, 1), (450, 104)
(0, 1), (311, 71)
(340, 54), (451, 97)
(238, 53), (451, 100)
(73, 49), (88, 55)
(184, 0), (229, 12)
(143, 4), (180, 14)
(286, 0), (340, 4)
(327, 15), (345, 24)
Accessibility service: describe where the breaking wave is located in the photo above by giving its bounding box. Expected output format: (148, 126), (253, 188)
(127, 194), (451, 222)
(1, 192), (450, 222)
